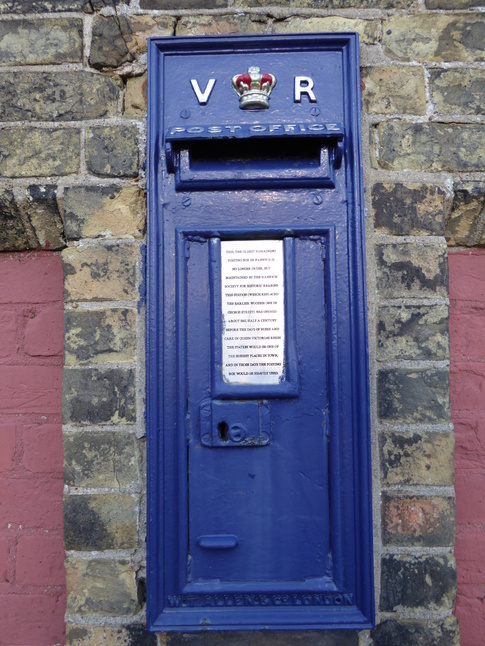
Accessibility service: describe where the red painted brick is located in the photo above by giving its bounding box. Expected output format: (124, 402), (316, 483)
(0, 251), (65, 645)
(0, 424), (16, 471)
(456, 470), (485, 524)
(449, 249), (485, 303)
(16, 534), (65, 586)
(0, 310), (17, 358)
(0, 253), (63, 305)
(456, 527), (485, 585)
(455, 588), (485, 646)
(454, 420), (485, 470)
(0, 365), (61, 414)
(20, 424), (63, 474)
(0, 591), (65, 645)
(24, 306), (64, 357)
(450, 249), (485, 646)
(0, 534), (8, 582)
(450, 310), (485, 362)
(450, 363), (485, 417)
(0, 478), (63, 530)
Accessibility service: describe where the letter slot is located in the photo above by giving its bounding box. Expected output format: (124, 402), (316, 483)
(147, 33), (374, 633)
(165, 129), (343, 190)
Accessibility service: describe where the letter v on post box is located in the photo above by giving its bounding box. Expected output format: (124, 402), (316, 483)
(146, 33), (374, 632)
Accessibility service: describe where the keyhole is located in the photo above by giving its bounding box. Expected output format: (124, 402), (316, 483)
(218, 421), (229, 442)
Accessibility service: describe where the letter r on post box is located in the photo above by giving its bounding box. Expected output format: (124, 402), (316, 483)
(294, 75), (317, 102)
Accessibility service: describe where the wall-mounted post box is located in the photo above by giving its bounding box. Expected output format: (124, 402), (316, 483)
(147, 33), (374, 632)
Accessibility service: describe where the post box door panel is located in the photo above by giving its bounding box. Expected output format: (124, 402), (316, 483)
(147, 34), (374, 632)
(186, 234), (329, 584)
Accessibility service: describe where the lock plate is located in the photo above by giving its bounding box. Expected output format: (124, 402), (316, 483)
(199, 399), (271, 447)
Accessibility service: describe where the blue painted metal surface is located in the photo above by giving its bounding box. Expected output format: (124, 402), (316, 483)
(147, 33), (374, 632)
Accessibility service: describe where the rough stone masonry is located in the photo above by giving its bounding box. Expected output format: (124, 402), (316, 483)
(0, 0), (484, 644)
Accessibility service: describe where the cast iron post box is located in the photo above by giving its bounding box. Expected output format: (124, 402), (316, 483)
(147, 33), (374, 632)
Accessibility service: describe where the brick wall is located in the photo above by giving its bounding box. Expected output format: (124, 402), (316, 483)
(0, 252), (65, 646)
(0, 0), (484, 644)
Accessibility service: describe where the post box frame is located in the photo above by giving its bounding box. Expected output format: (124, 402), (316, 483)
(146, 33), (374, 632)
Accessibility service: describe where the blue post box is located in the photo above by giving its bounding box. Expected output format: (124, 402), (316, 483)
(146, 33), (374, 632)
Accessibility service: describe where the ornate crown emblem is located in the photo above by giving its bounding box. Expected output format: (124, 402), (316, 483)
(232, 66), (276, 110)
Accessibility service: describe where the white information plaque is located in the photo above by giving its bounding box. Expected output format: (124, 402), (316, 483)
(221, 239), (285, 385)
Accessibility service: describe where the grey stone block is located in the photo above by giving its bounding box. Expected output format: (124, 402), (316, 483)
(64, 493), (137, 550)
(27, 185), (65, 250)
(63, 431), (141, 489)
(380, 554), (456, 611)
(0, 188), (28, 251)
(372, 617), (459, 646)
(0, 18), (82, 66)
(377, 304), (449, 361)
(372, 183), (447, 236)
(376, 243), (448, 299)
(63, 367), (136, 425)
(85, 126), (139, 178)
(378, 369), (450, 424)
